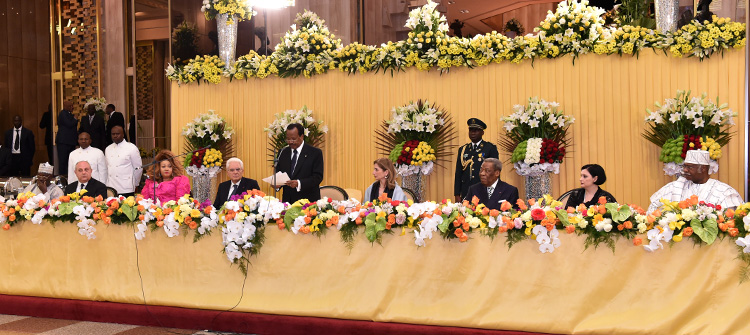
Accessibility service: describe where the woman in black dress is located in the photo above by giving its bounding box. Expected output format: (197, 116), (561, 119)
(564, 164), (617, 208)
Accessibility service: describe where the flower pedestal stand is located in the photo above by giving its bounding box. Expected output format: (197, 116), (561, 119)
(191, 174), (216, 205)
(217, 13), (238, 66)
(401, 174), (425, 202)
(524, 173), (551, 200)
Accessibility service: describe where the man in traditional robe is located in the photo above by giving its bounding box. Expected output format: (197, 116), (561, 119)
(464, 158), (519, 210)
(648, 150), (743, 213)
(23, 162), (63, 201)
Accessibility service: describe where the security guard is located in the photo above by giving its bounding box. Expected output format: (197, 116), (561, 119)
(454, 118), (499, 202)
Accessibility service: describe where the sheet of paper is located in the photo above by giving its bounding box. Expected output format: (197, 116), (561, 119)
(263, 172), (290, 187)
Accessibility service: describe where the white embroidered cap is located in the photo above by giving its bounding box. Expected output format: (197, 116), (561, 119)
(684, 150), (711, 166)
(38, 162), (54, 174)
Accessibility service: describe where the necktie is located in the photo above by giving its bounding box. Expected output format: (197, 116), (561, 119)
(14, 129), (20, 150)
(290, 149), (298, 174)
(90, 115), (94, 124)
(487, 186), (494, 198)
(228, 184), (237, 199)
(80, 183), (86, 192)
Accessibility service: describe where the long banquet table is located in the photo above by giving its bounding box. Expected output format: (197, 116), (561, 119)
(1, 221), (748, 335)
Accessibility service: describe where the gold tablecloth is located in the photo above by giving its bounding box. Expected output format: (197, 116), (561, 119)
(1, 222), (748, 335)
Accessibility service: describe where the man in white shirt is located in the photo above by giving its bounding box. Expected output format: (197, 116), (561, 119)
(68, 132), (107, 184)
(105, 126), (142, 197)
(23, 162), (63, 201)
(648, 150), (744, 213)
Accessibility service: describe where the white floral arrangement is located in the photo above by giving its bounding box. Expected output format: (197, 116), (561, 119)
(182, 110), (234, 176)
(386, 101), (445, 134)
(644, 90), (735, 176)
(534, 0), (606, 58)
(264, 106), (328, 154)
(221, 193), (285, 264)
(83, 97), (107, 113)
(272, 10), (342, 78)
(502, 97), (574, 176)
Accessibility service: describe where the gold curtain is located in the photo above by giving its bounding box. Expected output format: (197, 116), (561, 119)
(170, 50), (746, 205)
(2, 223), (750, 334)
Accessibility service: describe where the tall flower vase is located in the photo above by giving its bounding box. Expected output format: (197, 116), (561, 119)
(217, 13), (238, 66)
(524, 173), (551, 200)
(401, 173), (425, 202)
(655, 0), (679, 32)
(192, 174), (215, 205)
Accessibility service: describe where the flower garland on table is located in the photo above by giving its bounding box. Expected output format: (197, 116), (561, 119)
(272, 10), (342, 78)
(376, 100), (456, 177)
(501, 97), (574, 176)
(167, 55), (226, 85)
(664, 16), (746, 60)
(643, 90), (735, 176)
(211, 190), (286, 274)
(534, 0), (607, 59)
(200, 0), (256, 23)
(264, 106), (328, 163)
(335, 43), (376, 74)
(182, 110), (235, 178)
(593, 25), (662, 57)
(403, 0), (474, 72)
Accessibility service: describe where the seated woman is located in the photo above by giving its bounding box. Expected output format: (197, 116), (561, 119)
(364, 158), (408, 202)
(564, 164), (617, 208)
(141, 150), (191, 203)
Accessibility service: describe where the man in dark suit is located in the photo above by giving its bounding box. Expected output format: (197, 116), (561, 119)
(64, 161), (107, 199)
(464, 158), (519, 210)
(4, 115), (36, 176)
(39, 104), (54, 163)
(105, 104), (125, 147)
(275, 123), (324, 203)
(214, 158), (260, 209)
(0, 138), (11, 177)
(56, 101), (78, 176)
(454, 118), (499, 203)
(79, 104), (107, 151)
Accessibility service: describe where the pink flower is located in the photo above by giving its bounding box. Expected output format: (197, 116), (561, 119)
(514, 218), (523, 229)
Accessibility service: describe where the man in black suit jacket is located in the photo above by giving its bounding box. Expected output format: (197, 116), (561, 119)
(464, 158), (519, 210)
(214, 158), (260, 208)
(4, 115), (36, 176)
(64, 161), (107, 198)
(275, 123), (324, 204)
(0, 139), (11, 177)
(79, 104), (107, 151)
(40, 105), (54, 163)
(105, 104), (125, 147)
(56, 101), (78, 176)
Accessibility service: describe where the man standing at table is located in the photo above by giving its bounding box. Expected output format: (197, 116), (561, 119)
(65, 161), (107, 199)
(56, 101), (78, 176)
(68, 132), (107, 185)
(79, 104), (107, 151)
(105, 126), (141, 197)
(214, 158), (260, 209)
(648, 150), (743, 213)
(454, 118), (498, 203)
(105, 104), (125, 147)
(275, 123), (324, 203)
(464, 158), (519, 210)
(4, 115), (35, 177)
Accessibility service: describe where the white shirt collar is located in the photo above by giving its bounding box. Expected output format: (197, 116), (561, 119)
(14, 126), (21, 131)
(292, 141), (305, 153)
(472, 140), (483, 146)
(488, 179), (498, 190)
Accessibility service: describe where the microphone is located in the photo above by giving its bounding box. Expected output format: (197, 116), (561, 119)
(273, 146), (287, 168)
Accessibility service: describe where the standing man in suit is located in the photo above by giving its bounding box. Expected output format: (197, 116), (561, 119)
(214, 158), (260, 208)
(39, 104), (54, 163)
(105, 104), (125, 147)
(0, 138), (12, 176)
(79, 104), (107, 151)
(454, 118), (499, 203)
(464, 158), (519, 210)
(56, 101), (78, 176)
(275, 123), (324, 203)
(4, 115), (36, 176)
(64, 160), (107, 199)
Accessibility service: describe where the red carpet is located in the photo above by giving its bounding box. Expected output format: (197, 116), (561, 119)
(0, 294), (555, 335)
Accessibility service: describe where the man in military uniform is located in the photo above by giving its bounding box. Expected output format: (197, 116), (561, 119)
(454, 118), (499, 202)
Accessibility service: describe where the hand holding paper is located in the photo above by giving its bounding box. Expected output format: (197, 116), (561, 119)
(263, 172), (290, 187)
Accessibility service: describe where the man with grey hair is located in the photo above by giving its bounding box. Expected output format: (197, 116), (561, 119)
(213, 157), (260, 209)
(648, 150), (743, 213)
(463, 158), (519, 210)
